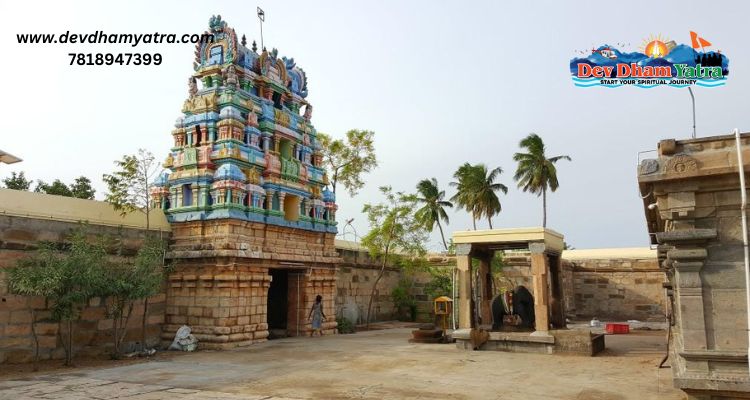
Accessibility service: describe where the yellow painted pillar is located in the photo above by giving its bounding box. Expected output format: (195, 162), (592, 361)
(455, 244), (472, 329)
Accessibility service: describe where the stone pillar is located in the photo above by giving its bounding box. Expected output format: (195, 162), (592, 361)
(263, 136), (270, 152)
(304, 201), (312, 219)
(265, 189), (275, 210)
(658, 229), (716, 375)
(190, 184), (198, 207)
(277, 192), (287, 217)
(478, 254), (492, 326)
(456, 244), (472, 329)
(529, 242), (550, 335)
(199, 186), (207, 207)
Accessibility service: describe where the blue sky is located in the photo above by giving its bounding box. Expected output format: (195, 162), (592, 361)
(1, 0), (748, 251)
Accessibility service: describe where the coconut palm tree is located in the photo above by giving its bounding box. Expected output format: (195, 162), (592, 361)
(450, 163), (508, 230)
(513, 133), (571, 227)
(415, 178), (453, 250)
(450, 163), (482, 230)
(472, 164), (508, 229)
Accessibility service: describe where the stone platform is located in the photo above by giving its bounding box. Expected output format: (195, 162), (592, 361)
(453, 328), (605, 356)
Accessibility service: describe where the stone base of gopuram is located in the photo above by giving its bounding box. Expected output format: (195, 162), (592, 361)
(161, 219), (340, 349)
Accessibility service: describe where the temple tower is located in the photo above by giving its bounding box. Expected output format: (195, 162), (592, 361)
(152, 15), (339, 348)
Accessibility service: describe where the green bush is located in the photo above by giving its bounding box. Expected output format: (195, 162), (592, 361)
(392, 278), (417, 321)
(424, 267), (452, 299)
(336, 317), (355, 334)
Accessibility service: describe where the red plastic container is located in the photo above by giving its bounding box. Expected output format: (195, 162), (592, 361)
(605, 323), (630, 334)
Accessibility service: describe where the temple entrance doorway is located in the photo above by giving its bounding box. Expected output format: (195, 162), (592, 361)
(267, 269), (289, 339)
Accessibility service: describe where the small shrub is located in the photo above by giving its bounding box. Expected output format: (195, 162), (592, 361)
(336, 317), (355, 334)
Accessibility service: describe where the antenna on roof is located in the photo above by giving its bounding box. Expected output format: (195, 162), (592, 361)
(257, 7), (265, 51)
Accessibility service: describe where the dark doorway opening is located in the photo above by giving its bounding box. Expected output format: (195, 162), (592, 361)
(267, 269), (288, 339)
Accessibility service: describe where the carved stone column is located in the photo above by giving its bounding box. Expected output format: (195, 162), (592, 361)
(657, 229), (716, 375)
(456, 243), (472, 329)
(477, 255), (492, 326)
(529, 242), (550, 335)
(265, 189), (275, 211)
(277, 192), (287, 217)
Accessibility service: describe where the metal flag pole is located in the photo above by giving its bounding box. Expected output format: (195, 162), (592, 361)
(257, 7), (265, 50)
(688, 87), (696, 138)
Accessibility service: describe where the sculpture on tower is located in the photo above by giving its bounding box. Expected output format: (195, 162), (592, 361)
(151, 15), (336, 233)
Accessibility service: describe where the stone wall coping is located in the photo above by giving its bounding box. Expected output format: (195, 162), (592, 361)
(562, 247), (656, 261)
(0, 189), (171, 231)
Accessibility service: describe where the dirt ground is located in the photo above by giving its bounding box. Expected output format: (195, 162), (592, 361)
(0, 327), (684, 400)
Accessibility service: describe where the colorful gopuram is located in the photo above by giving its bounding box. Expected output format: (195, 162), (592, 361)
(153, 15), (340, 348)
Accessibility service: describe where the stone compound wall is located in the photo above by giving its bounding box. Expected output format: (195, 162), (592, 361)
(565, 253), (666, 321)
(0, 215), (167, 364)
(335, 244), (436, 324)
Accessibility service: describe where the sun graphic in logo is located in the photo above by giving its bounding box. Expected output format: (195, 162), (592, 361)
(640, 34), (673, 58)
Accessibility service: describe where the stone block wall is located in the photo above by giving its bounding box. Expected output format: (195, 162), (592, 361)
(567, 257), (666, 321)
(0, 215), (166, 363)
(164, 220), (339, 347)
(335, 246), (438, 324)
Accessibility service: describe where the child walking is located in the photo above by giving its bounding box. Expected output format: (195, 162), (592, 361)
(308, 294), (327, 337)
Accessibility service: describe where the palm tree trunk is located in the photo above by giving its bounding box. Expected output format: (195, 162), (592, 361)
(542, 189), (547, 228)
(488, 217), (493, 229)
(472, 213), (477, 230)
(436, 220), (448, 251)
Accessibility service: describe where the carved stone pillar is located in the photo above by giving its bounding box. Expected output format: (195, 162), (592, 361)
(477, 255), (492, 326)
(657, 229), (716, 375)
(190, 184), (198, 207)
(456, 244), (472, 329)
(277, 192), (286, 216)
(265, 189), (275, 210)
(529, 242), (550, 335)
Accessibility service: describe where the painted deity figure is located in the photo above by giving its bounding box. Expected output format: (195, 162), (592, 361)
(188, 77), (198, 97)
(224, 65), (238, 88)
(247, 111), (258, 127)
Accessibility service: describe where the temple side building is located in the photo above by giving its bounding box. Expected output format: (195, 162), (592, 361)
(639, 132), (750, 399)
(151, 15), (339, 348)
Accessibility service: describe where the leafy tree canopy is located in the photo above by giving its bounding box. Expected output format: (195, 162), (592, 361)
(318, 129), (377, 197)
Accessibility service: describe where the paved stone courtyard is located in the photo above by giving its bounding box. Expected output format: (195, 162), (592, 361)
(0, 328), (683, 400)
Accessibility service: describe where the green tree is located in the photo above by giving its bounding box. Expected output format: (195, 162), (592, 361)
(34, 176), (95, 199)
(450, 163), (482, 230)
(35, 179), (73, 197)
(103, 149), (160, 230)
(102, 148), (161, 350)
(415, 178), (453, 251)
(424, 266), (453, 299)
(8, 228), (107, 366)
(100, 236), (167, 358)
(450, 163), (508, 229)
(513, 133), (571, 227)
(318, 129), (377, 196)
(69, 176), (96, 199)
(472, 164), (508, 229)
(361, 186), (428, 327)
(2, 171), (32, 190)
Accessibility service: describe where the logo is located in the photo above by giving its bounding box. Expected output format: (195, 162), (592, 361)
(570, 32), (728, 88)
